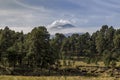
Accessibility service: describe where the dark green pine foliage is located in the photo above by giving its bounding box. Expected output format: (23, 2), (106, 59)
(26, 26), (55, 68)
(0, 27), (16, 66)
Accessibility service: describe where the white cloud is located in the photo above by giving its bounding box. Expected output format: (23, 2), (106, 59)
(10, 27), (33, 33)
(14, 0), (49, 12)
(0, 0), (120, 34)
(0, 26), (33, 33)
(0, 0), (55, 28)
(47, 19), (72, 28)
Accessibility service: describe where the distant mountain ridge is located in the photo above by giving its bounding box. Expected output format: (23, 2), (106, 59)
(47, 19), (84, 35)
(50, 24), (75, 30)
(47, 19), (75, 30)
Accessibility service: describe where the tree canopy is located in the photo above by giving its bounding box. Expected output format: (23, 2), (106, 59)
(0, 25), (120, 75)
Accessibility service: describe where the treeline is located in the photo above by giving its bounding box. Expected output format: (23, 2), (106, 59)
(0, 26), (57, 72)
(53, 25), (120, 67)
(0, 25), (120, 75)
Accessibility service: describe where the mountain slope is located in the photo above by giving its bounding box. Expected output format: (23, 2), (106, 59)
(47, 19), (75, 30)
(47, 19), (83, 35)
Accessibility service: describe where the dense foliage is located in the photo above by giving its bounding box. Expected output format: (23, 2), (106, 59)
(0, 25), (120, 75)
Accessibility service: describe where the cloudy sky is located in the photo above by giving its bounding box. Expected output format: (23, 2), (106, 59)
(0, 0), (120, 34)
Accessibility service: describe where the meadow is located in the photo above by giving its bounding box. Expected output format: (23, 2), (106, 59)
(0, 75), (118, 80)
(0, 61), (120, 80)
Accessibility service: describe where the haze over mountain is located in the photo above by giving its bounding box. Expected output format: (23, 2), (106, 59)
(0, 19), (91, 35)
(47, 19), (75, 30)
(47, 19), (84, 35)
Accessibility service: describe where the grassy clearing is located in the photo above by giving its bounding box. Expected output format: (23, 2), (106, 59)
(74, 61), (105, 67)
(61, 59), (120, 68)
(60, 60), (105, 68)
(0, 75), (119, 80)
(1, 61), (120, 80)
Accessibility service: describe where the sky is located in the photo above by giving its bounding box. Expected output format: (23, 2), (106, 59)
(0, 0), (120, 34)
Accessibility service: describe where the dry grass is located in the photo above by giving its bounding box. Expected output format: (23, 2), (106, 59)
(1, 61), (120, 80)
(61, 60), (120, 67)
(74, 61), (105, 67)
(0, 75), (119, 80)
(60, 59), (105, 67)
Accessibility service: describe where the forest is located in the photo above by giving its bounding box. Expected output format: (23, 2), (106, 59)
(0, 25), (120, 77)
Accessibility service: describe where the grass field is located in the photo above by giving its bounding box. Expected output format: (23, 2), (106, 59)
(1, 60), (120, 80)
(0, 75), (119, 80)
